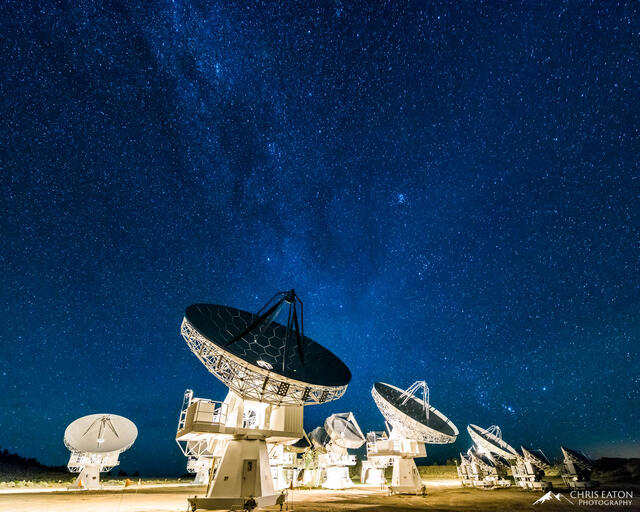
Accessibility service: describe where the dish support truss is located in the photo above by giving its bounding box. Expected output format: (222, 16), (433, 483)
(399, 381), (429, 421)
(485, 425), (502, 440)
(181, 318), (347, 406)
(67, 451), (120, 473)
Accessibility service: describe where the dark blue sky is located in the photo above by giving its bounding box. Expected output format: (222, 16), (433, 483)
(1, 1), (638, 475)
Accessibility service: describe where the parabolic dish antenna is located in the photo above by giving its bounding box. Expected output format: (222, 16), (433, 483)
(561, 446), (593, 470)
(521, 446), (551, 469)
(468, 448), (496, 470)
(324, 412), (366, 449)
(179, 290), (352, 510)
(309, 426), (331, 450)
(287, 435), (311, 454)
(315, 412), (365, 489)
(467, 424), (519, 460)
(64, 414), (137, 454)
(64, 414), (137, 490)
(372, 382), (458, 443)
(181, 290), (351, 406)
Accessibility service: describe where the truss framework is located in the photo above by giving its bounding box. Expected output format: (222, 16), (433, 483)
(67, 450), (119, 473)
(181, 318), (347, 406)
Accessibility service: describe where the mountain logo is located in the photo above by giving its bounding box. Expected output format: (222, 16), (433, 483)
(533, 491), (575, 505)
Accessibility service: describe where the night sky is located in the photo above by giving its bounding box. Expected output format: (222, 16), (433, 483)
(1, 1), (639, 476)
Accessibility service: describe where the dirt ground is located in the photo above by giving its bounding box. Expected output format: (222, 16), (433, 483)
(0, 483), (638, 512)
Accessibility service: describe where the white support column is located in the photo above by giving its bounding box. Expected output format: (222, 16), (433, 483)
(76, 465), (101, 489)
(391, 457), (423, 494)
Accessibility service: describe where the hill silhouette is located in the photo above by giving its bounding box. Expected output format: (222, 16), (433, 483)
(0, 446), (69, 483)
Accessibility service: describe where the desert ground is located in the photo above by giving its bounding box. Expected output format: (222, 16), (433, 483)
(1, 481), (638, 512)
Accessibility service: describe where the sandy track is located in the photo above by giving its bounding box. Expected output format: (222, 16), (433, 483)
(0, 484), (637, 512)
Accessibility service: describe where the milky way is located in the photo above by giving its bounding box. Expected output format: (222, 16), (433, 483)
(1, 1), (638, 475)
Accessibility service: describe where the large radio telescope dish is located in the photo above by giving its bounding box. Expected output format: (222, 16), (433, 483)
(372, 382), (458, 443)
(467, 424), (519, 460)
(64, 414), (137, 454)
(181, 290), (351, 406)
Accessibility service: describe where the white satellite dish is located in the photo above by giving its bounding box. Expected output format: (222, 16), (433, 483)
(371, 381), (458, 494)
(325, 412), (366, 450)
(467, 424), (519, 460)
(317, 412), (365, 489)
(64, 414), (137, 489)
(177, 290), (351, 510)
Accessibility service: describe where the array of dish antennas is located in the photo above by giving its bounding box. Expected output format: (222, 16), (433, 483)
(461, 424), (556, 491)
(64, 414), (137, 490)
(459, 447), (511, 488)
(177, 290), (351, 510)
(370, 381), (458, 494)
(464, 423), (601, 492)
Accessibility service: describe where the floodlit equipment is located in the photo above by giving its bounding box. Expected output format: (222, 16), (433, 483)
(269, 434), (310, 491)
(467, 424), (519, 460)
(285, 435), (312, 488)
(177, 290), (351, 510)
(371, 381), (458, 494)
(176, 390), (227, 485)
(268, 443), (297, 490)
(464, 424), (518, 488)
(456, 452), (474, 487)
(315, 412), (366, 489)
(517, 446), (553, 491)
(466, 448), (511, 488)
(560, 446), (599, 489)
(64, 414), (137, 489)
(303, 426), (330, 487)
(361, 431), (394, 486)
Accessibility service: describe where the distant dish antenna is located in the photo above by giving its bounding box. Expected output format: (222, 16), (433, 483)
(467, 424), (518, 460)
(509, 446), (553, 491)
(309, 426), (331, 451)
(177, 290), (351, 510)
(560, 446), (599, 489)
(324, 412), (366, 450)
(521, 446), (551, 469)
(64, 414), (137, 490)
(316, 412), (365, 489)
(372, 382), (457, 444)
(371, 381), (458, 494)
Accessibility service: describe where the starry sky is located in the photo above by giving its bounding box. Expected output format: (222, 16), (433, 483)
(1, 1), (639, 476)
